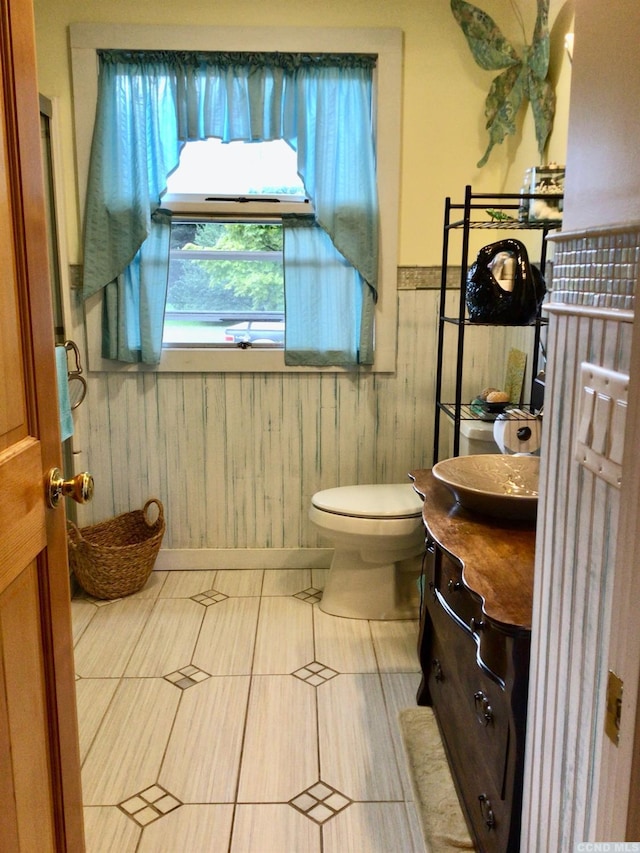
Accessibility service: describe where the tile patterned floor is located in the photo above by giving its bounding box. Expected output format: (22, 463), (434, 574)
(72, 568), (427, 852)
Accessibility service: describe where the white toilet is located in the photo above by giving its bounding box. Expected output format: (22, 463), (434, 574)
(309, 483), (425, 620)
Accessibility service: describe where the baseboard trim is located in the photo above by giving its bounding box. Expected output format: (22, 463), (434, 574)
(154, 547), (333, 571)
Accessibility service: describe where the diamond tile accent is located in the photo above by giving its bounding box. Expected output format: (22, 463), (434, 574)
(290, 781), (351, 824)
(191, 589), (228, 606)
(292, 661), (339, 686)
(119, 784), (181, 826)
(164, 664), (210, 689)
(293, 587), (323, 604)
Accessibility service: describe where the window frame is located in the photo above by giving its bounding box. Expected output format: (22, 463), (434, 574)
(70, 24), (402, 373)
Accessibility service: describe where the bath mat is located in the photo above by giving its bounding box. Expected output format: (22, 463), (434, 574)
(398, 707), (475, 852)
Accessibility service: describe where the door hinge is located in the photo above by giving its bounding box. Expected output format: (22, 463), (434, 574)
(605, 669), (623, 746)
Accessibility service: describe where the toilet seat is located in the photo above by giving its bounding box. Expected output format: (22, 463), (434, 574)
(311, 484), (423, 519)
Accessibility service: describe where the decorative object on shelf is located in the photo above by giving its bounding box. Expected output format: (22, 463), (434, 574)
(465, 238), (546, 324)
(518, 167), (533, 221)
(470, 399), (509, 419)
(450, 0), (555, 167)
(486, 208), (517, 222)
(470, 386), (511, 418)
(528, 163), (564, 222)
(469, 349), (528, 418)
(503, 347), (528, 404)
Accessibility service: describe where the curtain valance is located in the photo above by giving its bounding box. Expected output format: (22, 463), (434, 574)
(98, 49), (377, 71)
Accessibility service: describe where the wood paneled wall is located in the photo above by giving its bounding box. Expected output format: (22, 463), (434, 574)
(69, 281), (526, 562)
(71, 288), (437, 556)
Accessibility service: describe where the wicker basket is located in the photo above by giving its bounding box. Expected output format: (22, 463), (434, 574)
(68, 499), (165, 599)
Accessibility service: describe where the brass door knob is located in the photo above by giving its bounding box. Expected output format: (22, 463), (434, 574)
(47, 468), (94, 508)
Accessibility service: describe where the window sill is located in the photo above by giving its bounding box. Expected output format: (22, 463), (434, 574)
(84, 292), (395, 373)
(88, 347), (389, 374)
(103, 349), (376, 373)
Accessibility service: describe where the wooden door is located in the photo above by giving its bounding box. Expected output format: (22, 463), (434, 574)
(0, 0), (84, 849)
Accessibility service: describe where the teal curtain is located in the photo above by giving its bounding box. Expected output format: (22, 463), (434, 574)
(101, 210), (172, 363)
(283, 218), (363, 366)
(82, 50), (378, 366)
(286, 63), (377, 365)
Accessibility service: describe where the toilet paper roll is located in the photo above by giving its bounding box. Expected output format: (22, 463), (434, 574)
(493, 411), (542, 455)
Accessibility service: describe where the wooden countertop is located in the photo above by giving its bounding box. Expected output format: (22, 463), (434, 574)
(410, 469), (536, 631)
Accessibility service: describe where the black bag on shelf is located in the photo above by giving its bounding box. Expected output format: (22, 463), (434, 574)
(465, 238), (547, 325)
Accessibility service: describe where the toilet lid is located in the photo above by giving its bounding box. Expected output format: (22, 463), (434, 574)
(311, 484), (423, 519)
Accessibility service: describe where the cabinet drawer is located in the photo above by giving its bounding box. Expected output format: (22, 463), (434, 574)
(435, 549), (509, 684)
(435, 550), (482, 629)
(427, 595), (509, 799)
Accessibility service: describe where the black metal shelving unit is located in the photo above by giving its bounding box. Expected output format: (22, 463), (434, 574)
(433, 185), (563, 464)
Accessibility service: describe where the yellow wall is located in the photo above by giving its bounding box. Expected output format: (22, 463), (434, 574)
(33, 0), (574, 267)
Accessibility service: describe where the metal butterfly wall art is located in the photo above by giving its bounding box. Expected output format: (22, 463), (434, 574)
(451, 0), (555, 167)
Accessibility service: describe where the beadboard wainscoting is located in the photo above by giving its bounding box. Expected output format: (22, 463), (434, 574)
(69, 269), (530, 566)
(522, 223), (638, 850)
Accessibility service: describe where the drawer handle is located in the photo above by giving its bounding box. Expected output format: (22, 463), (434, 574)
(432, 658), (444, 682)
(478, 794), (496, 829)
(447, 579), (462, 593)
(474, 691), (494, 726)
(470, 617), (486, 633)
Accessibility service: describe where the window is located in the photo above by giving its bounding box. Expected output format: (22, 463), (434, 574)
(163, 219), (285, 347)
(162, 139), (310, 348)
(71, 25), (401, 373)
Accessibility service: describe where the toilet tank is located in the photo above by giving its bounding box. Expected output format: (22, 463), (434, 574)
(458, 419), (500, 455)
(442, 417), (501, 457)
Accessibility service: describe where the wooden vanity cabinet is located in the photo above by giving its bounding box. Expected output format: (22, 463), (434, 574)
(410, 470), (535, 853)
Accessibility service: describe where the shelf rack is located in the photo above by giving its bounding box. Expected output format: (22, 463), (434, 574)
(433, 185), (563, 463)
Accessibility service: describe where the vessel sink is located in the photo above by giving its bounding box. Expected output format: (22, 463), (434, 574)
(432, 454), (539, 520)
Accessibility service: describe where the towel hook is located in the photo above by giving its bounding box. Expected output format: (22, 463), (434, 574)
(64, 339), (87, 410)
